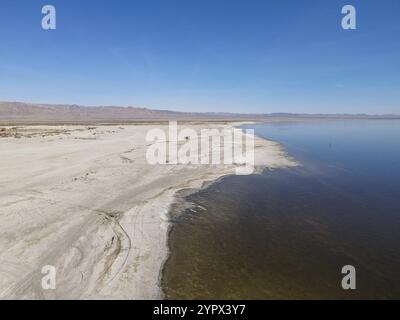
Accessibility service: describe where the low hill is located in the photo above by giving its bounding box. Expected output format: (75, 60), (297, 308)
(0, 101), (398, 123)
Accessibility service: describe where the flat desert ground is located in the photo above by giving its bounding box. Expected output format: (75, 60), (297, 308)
(0, 123), (295, 299)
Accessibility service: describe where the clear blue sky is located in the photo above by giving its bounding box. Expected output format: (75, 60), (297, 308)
(0, 0), (399, 114)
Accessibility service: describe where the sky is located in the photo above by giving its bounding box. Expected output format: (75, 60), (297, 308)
(0, 0), (399, 114)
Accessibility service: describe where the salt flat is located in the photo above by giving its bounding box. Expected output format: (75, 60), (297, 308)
(0, 123), (295, 299)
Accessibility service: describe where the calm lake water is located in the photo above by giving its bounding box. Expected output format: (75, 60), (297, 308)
(162, 120), (400, 299)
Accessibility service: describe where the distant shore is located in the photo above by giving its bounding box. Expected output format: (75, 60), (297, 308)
(1, 101), (399, 126)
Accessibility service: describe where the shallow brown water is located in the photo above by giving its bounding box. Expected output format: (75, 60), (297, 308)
(162, 121), (400, 299)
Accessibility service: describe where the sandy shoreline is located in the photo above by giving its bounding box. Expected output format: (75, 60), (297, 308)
(0, 122), (296, 299)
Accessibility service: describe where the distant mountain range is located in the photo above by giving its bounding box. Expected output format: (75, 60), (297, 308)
(1, 101), (399, 123)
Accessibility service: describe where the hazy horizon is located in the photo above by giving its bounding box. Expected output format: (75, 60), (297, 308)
(2, 100), (400, 116)
(0, 101), (400, 117)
